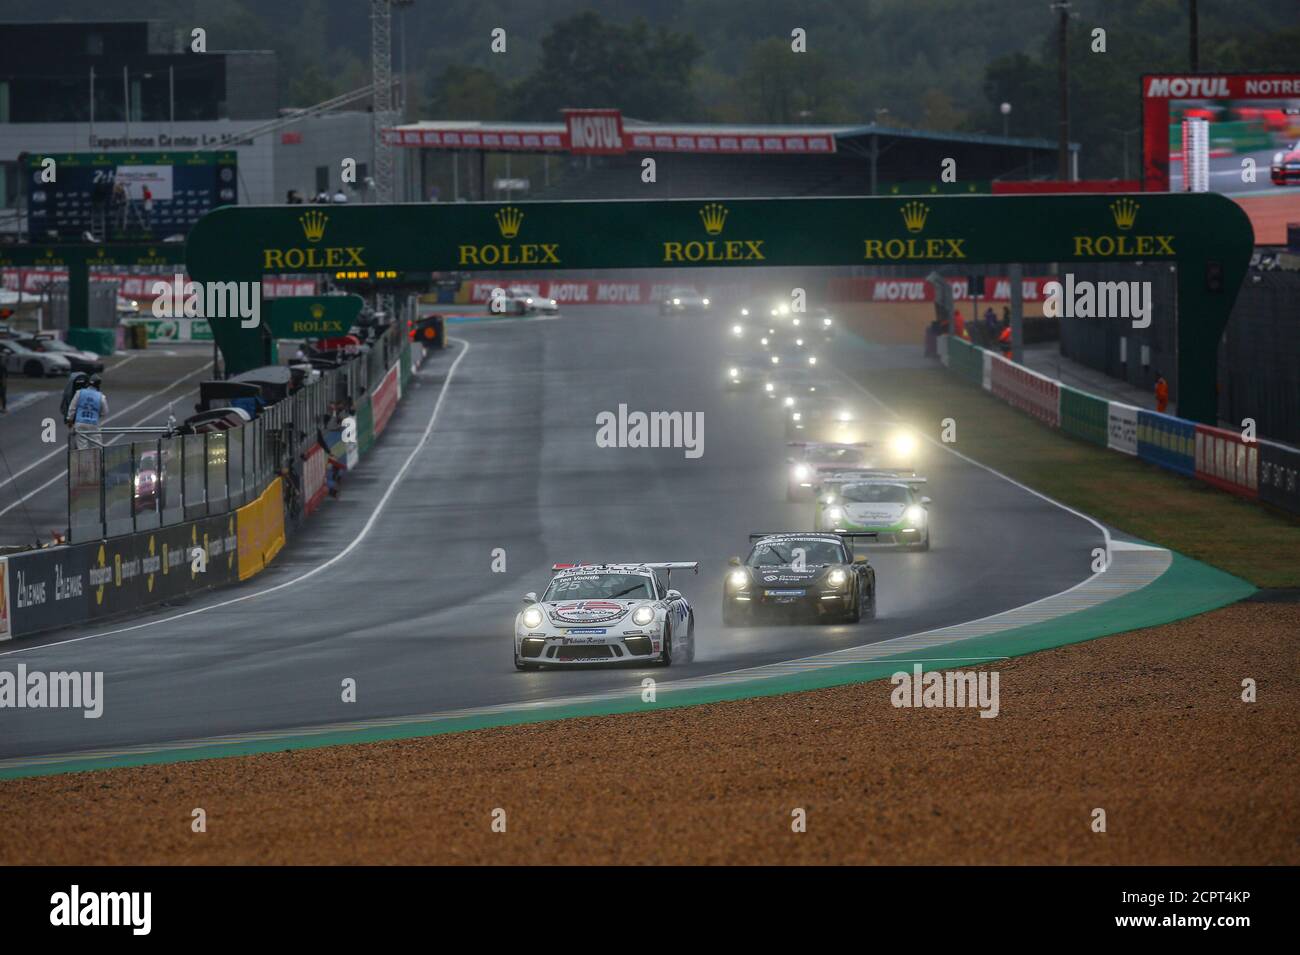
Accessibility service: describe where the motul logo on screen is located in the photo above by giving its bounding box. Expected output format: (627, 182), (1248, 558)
(566, 109), (625, 154)
(1145, 76), (1229, 97)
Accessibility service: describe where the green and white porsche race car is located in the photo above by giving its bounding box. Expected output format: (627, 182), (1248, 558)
(813, 470), (931, 550)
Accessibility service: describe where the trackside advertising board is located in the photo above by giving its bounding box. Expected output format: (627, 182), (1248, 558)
(1, 512), (238, 637)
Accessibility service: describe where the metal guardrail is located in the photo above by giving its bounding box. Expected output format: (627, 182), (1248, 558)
(65, 322), (403, 542)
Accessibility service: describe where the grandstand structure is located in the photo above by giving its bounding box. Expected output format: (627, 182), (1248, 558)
(385, 111), (1078, 202)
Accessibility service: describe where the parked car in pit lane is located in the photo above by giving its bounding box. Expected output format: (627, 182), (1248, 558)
(723, 532), (875, 626)
(659, 286), (710, 315)
(15, 335), (104, 374)
(1271, 142), (1300, 186)
(814, 471), (931, 550)
(514, 562), (698, 669)
(0, 339), (71, 377)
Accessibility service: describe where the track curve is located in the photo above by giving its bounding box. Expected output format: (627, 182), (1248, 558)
(0, 307), (1102, 761)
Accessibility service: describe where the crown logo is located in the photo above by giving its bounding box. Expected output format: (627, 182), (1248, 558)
(699, 202), (728, 235)
(1110, 198), (1139, 231)
(310, 303), (325, 319)
(495, 206), (524, 239)
(299, 210), (328, 243)
(900, 201), (929, 234)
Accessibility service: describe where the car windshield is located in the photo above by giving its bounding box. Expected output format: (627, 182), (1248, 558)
(804, 446), (864, 465)
(544, 573), (655, 601)
(748, 539), (845, 567)
(839, 483), (911, 504)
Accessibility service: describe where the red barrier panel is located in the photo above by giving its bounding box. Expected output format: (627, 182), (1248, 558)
(1194, 424), (1259, 500)
(990, 355), (1060, 428)
(302, 444), (328, 516)
(372, 364), (399, 438)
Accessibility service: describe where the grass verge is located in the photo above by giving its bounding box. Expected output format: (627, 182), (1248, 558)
(870, 365), (1300, 588)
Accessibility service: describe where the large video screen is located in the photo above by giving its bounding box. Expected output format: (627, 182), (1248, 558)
(24, 150), (237, 240)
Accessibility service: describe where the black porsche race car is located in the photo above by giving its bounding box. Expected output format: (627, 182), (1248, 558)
(722, 532), (876, 626)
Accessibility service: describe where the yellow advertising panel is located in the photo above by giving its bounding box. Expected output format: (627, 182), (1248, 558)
(236, 478), (286, 581)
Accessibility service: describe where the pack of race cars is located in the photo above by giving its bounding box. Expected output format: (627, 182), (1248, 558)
(512, 294), (933, 670)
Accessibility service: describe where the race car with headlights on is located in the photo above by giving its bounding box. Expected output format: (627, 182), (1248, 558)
(786, 435), (918, 499)
(1271, 142), (1300, 186)
(810, 306), (837, 341)
(723, 533), (876, 625)
(514, 562), (698, 669)
(660, 287), (711, 315)
(785, 388), (864, 441)
(496, 286), (558, 316)
(724, 356), (768, 390)
(814, 471), (931, 550)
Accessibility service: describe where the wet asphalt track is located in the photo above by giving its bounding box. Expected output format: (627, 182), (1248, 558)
(0, 308), (1101, 760)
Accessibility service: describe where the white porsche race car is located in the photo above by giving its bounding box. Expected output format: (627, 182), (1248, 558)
(514, 562), (698, 669)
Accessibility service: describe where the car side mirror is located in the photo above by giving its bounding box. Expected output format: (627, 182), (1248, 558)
(666, 589), (682, 600)
(920, 496), (932, 505)
(853, 555), (869, 564)
(728, 556), (741, 566)
(522, 592), (538, 604)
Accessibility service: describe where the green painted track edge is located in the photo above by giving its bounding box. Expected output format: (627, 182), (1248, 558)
(0, 551), (1253, 780)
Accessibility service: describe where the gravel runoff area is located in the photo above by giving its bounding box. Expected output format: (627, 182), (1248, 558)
(1, 600), (1295, 865)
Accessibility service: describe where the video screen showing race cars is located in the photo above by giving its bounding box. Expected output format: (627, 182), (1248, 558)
(0, 0), (1295, 919)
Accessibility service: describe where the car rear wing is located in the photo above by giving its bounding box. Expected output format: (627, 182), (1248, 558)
(817, 469), (926, 484)
(552, 562), (697, 572)
(787, 441), (871, 449)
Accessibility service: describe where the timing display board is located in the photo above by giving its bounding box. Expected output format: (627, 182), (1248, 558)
(26, 151), (237, 239)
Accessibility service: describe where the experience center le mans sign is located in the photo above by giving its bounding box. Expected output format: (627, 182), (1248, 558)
(185, 193), (1254, 422)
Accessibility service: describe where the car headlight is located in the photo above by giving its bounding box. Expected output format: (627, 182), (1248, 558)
(732, 324), (743, 336)
(525, 297), (533, 304)
(702, 298), (710, 306)
(632, 605), (656, 626)
(837, 409), (852, 422)
(760, 337), (769, 346)
(889, 431), (917, 457)
(522, 607), (544, 629)
(1275, 151), (1285, 163)
(673, 298), (681, 305)
(771, 355), (780, 364)
(765, 382), (775, 393)
(792, 412), (802, 421)
(823, 317), (833, 327)
(741, 308), (749, 316)
(905, 504), (926, 526)
(550, 299), (557, 306)
(826, 507), (845, 523)
(729, 366), (740, 377)
(807, 355), (817, 365)
(783, 395), (795, 407)
(827, 568), (847, 586)
(793, 464), (811, 480)
(795, 338), (804, 347)
(792, 317), (801, 326)
(728, 569), (748, 588)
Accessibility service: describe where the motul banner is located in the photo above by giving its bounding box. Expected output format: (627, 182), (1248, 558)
(564, 109), (625, 155)
(828, 276), (1057, 303)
